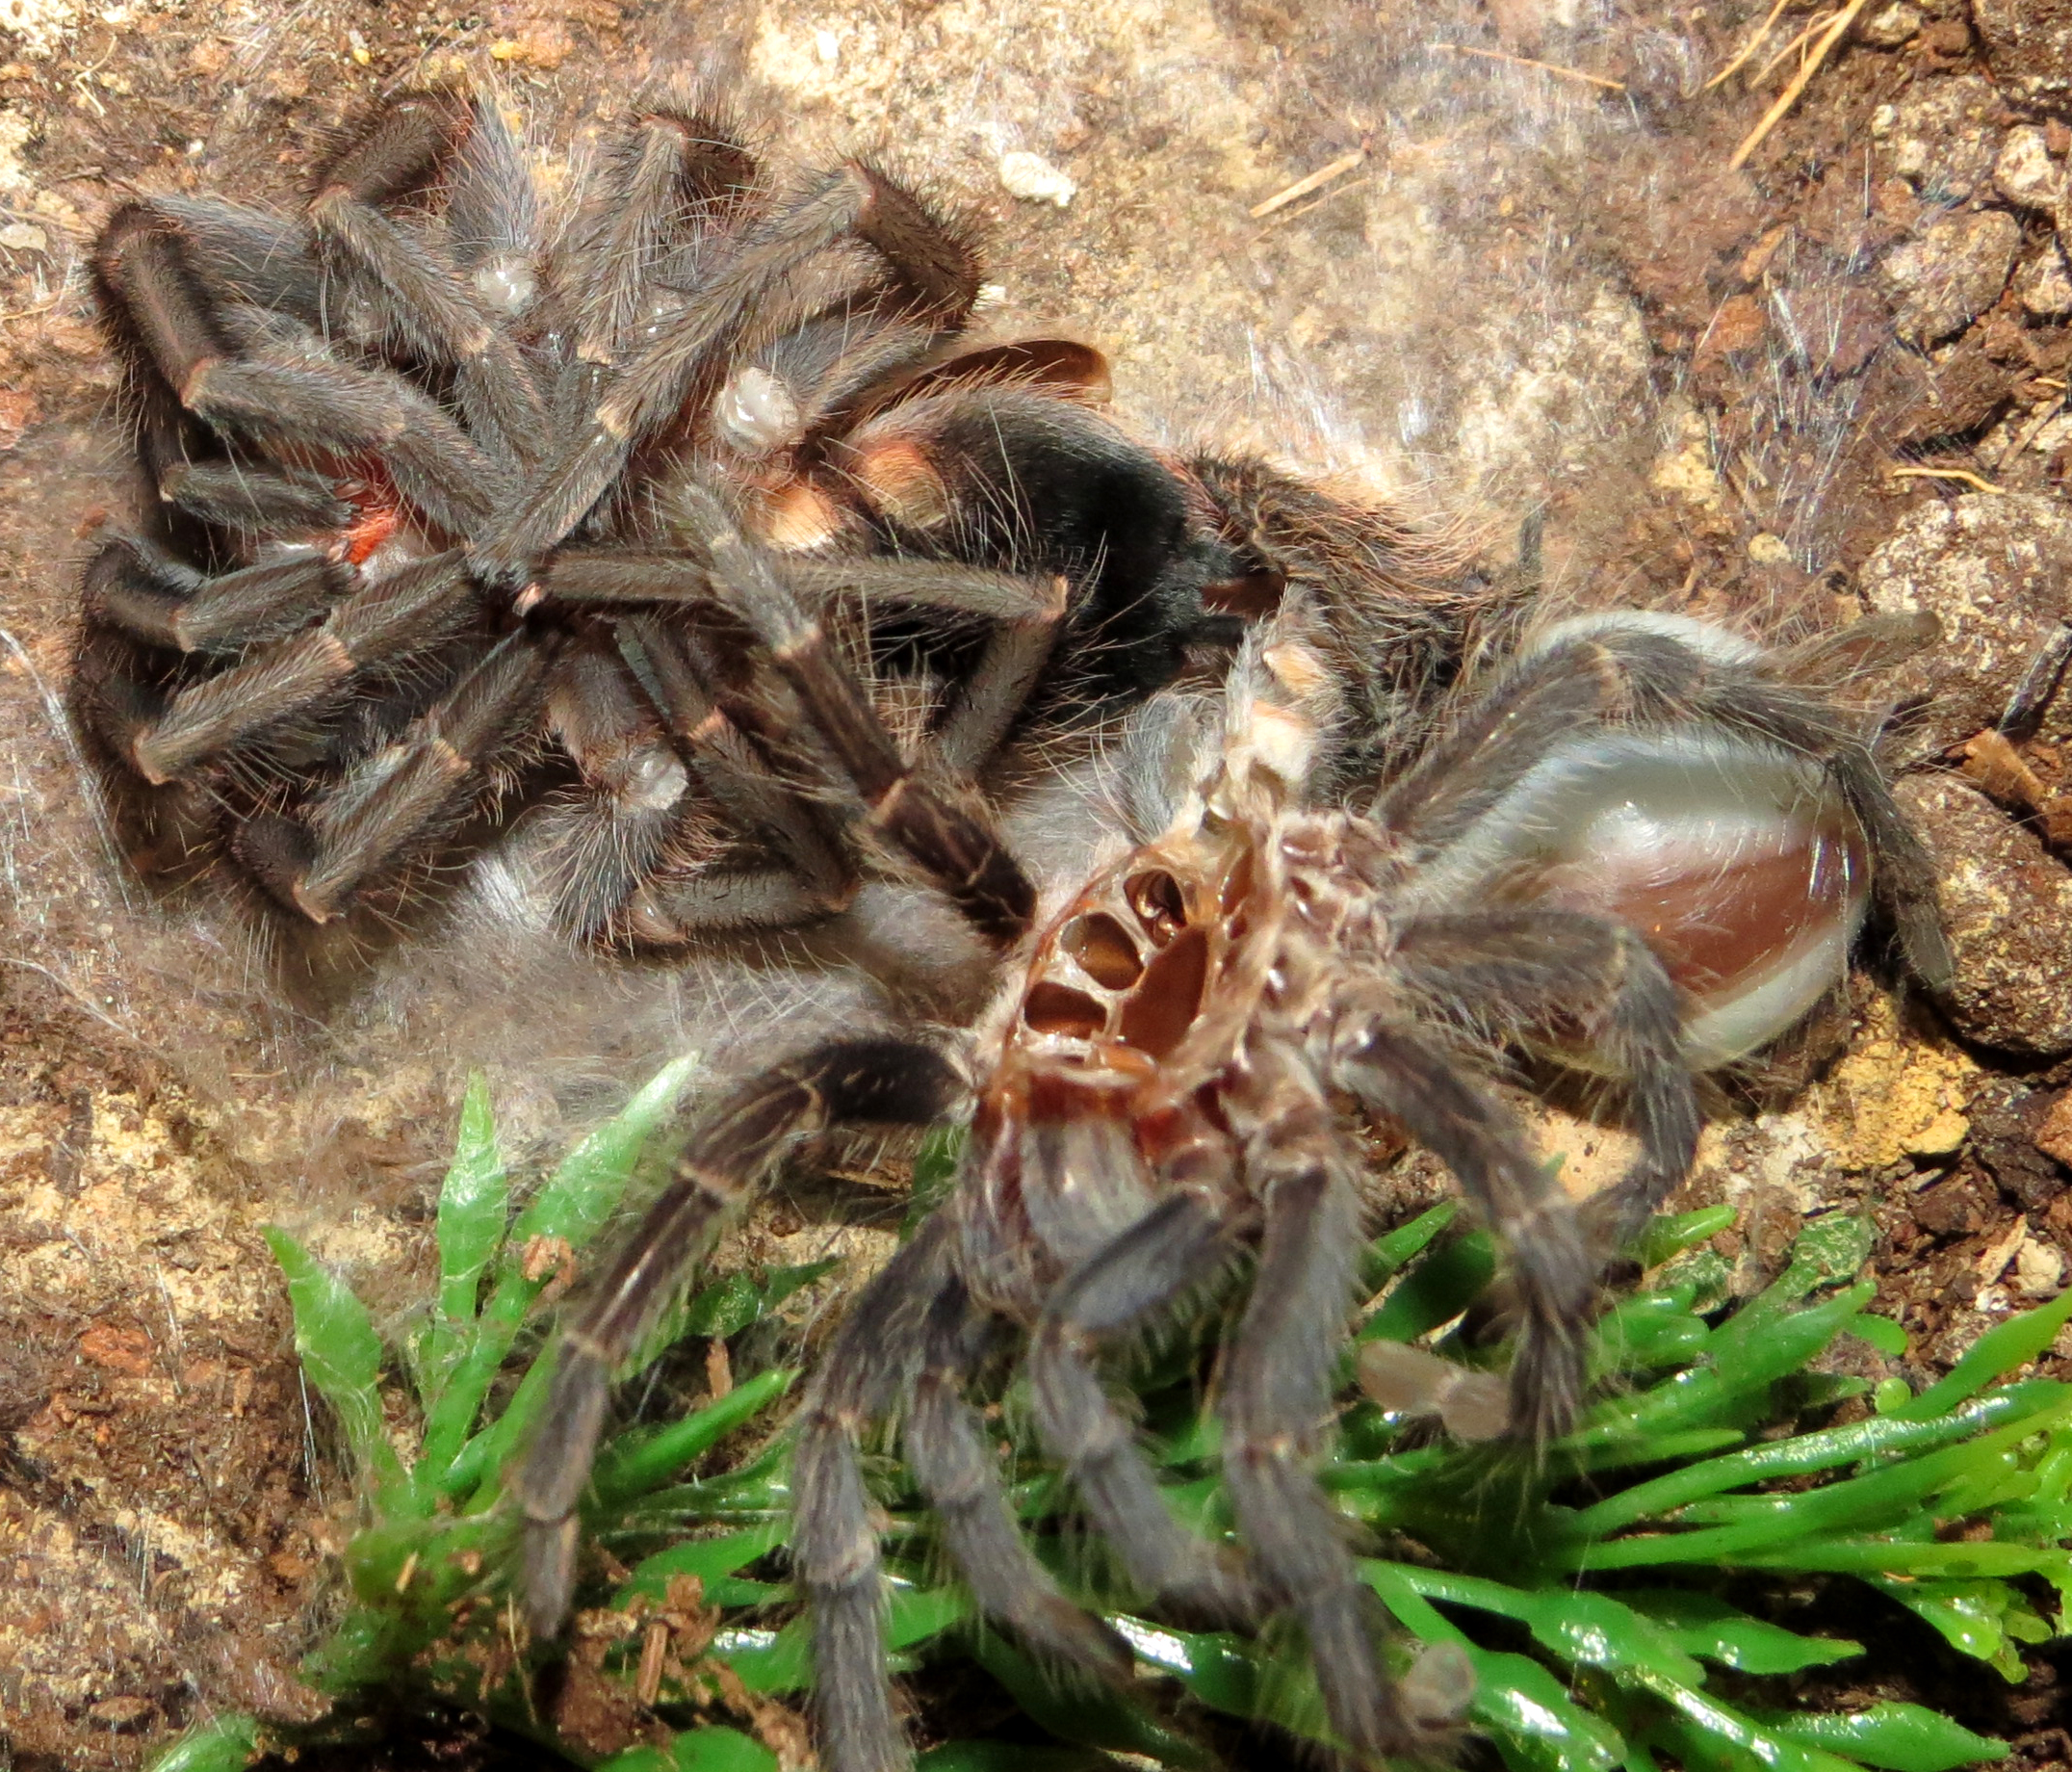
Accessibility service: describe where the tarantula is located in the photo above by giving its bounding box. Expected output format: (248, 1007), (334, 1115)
(74, 87), (1252, 943)
(517, 571), (1950, 1763)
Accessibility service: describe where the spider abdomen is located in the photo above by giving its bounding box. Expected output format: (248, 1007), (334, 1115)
(1472, 728), (1868, 1067)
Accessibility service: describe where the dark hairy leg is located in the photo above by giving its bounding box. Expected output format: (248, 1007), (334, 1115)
(1393, 907), (1702, 1254)
(1026, 1191), (1256, 1624)
(1220, 1136), (1422, 1758)
(903, 1273), (1131, 1676)
(1331, 1011), (1593, 1441)
(792, 1213), (956, 1772)
(686, 486), (1036, 944)
(518, 1037), (966, 1635)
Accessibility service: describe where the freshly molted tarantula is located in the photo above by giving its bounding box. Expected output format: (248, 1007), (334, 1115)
(519, 583), (1949, 1764)
(74, 86), (1249, 941)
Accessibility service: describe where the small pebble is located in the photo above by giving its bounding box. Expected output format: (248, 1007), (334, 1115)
(2017, 248), (2072, 319)
(998, 149), (1076, 208)
(1993, 125), (2061, 210)
(1857, 1), (1924, 46)
(0, 219), (45, 250)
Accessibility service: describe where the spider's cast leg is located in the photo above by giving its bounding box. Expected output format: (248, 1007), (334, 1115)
(116, 551), (477, 785)
(929, 606), (1064, 777)
(521, 1037), (965, 1635)
(476, 163), (978, 581)
(155, 460), (356, 536)
(547, 553), (1066, 778)
(622, 616), (859, 929)
(1027, 1191), (1256, 1624)
(532, 643), (704, 940)
(1330, 1012), (1593, 1441)
(793, 1213), (957, 1772)
(567, 104), (757, 367)
(1220, 1137), (1422, 1759)
(84, 534), (347, 657)
(904, 1272), (1131, 1675)
(306, 91), (548, 466)
(236, 631), (550, 921)
(95, 206), (505, 539)
(1395, 908), (1701, 1254)
(689, 492), (1035, 944)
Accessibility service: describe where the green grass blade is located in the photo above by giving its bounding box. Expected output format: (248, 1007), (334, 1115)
(417, 1074), (510, 1470)
(1741, 1703), (2008, 1772)
(1566, 1385), (2069, 1538)
(1360, 1229), (1495, 1343)
(1631, 1205), (1737, 1269)
(593, 1368), (794, 1504)
(146, 1716), (260, 1772)
(263, 1228), (405, 1498)
(1617, 1590), (1860, 1674)
(1887, 1285), (2072, 1420)
(1367, 1566), (1625, 1772)
(424, 1055), (700, 1497)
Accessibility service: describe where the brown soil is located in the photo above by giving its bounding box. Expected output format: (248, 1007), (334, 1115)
(2, 1), (2070, 1768)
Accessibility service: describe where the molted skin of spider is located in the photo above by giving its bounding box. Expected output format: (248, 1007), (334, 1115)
(73, 87), (1253, 945)
(514, 591), (1946, 1768)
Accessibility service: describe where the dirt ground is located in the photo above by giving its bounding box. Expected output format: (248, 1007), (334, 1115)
(4, 0), (2072, 1767)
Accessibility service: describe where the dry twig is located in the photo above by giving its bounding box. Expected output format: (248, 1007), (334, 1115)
(1727, 0), (1872, 170)
(1431, 41), (1626, 91)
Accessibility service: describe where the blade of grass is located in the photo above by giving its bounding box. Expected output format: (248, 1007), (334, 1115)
(264, 1228), (405, 1498)
(1887, 1284), (2072, 1420)
(593, 1368), (794, 1503)
(1566, 1383), (2070, 1538)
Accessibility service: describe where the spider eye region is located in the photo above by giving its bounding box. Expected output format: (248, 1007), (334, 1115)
(1501, 731), (1871, 1067)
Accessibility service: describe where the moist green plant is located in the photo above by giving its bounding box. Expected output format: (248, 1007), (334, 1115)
(154, 1067), (2070, 1772)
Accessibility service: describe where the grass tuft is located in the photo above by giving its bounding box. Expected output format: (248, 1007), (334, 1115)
(152, 1068), (2069, 1771)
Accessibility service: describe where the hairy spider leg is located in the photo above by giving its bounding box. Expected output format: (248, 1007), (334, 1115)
(237, 630), (552, 921)
(548, 550), (1069, 781)
(793, 1212), (960, 1772)
(519, 1037), (966, 1634)
(567, 103), (759, 367)
(114, 551), (478, 786)
(1393, 909), (1700, 1263)
(95, 205), (507, 540)
(622, 613), (861, 934)
(306, 90), (548, 467)
(1024, 1186), (1259, 1621)
(902, 1273), (1135, 1674)
(474, 160), (981, 584)
(688, 487), (1036, 944)
(532, 642), (707, 940)
(1218, 1129), (1427, 1759)
(83, 534), (347, 657)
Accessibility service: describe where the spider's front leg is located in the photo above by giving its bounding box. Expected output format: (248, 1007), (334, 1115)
(94, 204), (505, 539)
(1219, 1119), (1438, 1758)
(518, 1036), (966, 1634)
(474, 159), (980, 582)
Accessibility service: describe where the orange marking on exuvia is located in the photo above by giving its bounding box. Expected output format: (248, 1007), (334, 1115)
(339, 459), (404, 564)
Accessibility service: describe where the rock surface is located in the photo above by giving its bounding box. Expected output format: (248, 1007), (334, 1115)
(1859, 492), (2072, 757)
(1976, 0), (2072, 101)
(1880, 207), (2022, 344)
(1896, 775), (2072, 1056)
